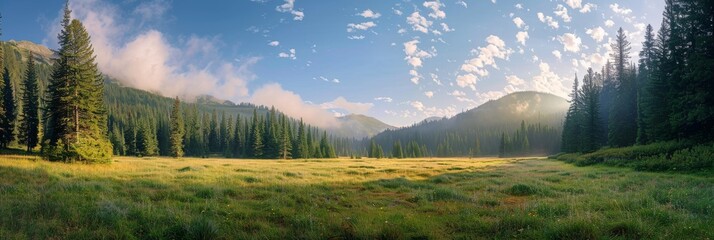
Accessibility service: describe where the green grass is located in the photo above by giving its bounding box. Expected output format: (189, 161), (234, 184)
(0, 155), (712, 239)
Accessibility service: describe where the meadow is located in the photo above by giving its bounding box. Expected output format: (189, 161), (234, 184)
(0, 155), (712, 239)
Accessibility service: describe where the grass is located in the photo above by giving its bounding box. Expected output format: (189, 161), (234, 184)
(0, 155), (712, 239)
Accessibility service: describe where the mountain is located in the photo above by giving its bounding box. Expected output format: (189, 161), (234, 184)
(371, 91), (568, 157)
(334, 114), (395, 139)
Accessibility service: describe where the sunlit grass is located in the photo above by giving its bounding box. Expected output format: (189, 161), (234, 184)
(0, 155), (712, 239)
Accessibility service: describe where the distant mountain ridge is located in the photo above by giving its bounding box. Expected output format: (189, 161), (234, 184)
(336, 114), (395, 139)
(371, 91), (568, 156)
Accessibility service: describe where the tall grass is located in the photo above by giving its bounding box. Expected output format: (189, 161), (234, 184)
(0, 155), (712, 239)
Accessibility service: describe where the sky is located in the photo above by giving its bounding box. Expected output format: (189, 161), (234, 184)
(0, 0), (665, 127)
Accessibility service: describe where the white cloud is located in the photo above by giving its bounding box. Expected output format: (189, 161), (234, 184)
(268, 41), (280, 46)
(609, 3), (632, 15)
(359, 9), (381, 19)
(504, 75), (526, 93)
(403, 40), (433, 69)
(406, 12), (432, 33)
(251, 83), (339, 128)
(410, 101), (457, 118)
(457, 35), (510, 90)
(424, 91), (434, 98)
(348, 35), (365, 40)
(441, 23), (454, 32)
(552, 50), (562, 60)
(449, 90), (466, 97)
(532, 62), (568, 98)
(513, 17), (526, 28)
(423, 1), (446, 19)
(374, 97), (393, 103)
(347, 21), (377, 32)
(559, 33), (582, 52)
(394, 9), (403, 16)
(565, 0), (581, 9)
(276, 0), (304, 21)
(456, 74), (477, 90)
(62, 0), (258, 102)
(605, 19), (615, 27)
(537, 12), (559, 29)
(554, 4), (571, 22)
(320, 96), (373, 114)
(580, 3), (596, 13)
(515, 4), (523, 9)
(409, 69), (421, 84)
(586, 26), (607, 42)
(278, 48), (297, 59)
(516, 31), (529, 46)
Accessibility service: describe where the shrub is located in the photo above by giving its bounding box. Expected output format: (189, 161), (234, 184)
(507, 184), (538, 196)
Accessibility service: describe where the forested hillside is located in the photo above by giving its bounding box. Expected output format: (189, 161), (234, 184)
(1, 37), (354, 159)
(369, 92), (568, 157)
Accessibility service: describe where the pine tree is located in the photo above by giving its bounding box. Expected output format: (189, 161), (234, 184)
(208, 110), (219, 152)
(249, 109), (263, 158)
(579, 68), (601, 152)
(608, 28), (637, 147)
(279, 115), (292, 159)
(293, 119), (308, 159)
(232, 115), (243, 157)
(392, 140), (403, 159)
(43, 3), (112, 162)
(170, 97), (184, 158)
(561, 75), (581, 153)
(636, 25), (656, 144)
(18, 53), (40, 152)
(645, 18), (673, 143)
(0, 67), (15, 148)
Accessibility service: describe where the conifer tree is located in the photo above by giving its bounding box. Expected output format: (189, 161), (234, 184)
(392, 140), (403, 159)
(170, 97), (184, 158)
(645, 18), (672, 142)
(232, 115), (243, 157)
(43, 3), (112, 162)
(19, 53), (40, 152)
(293, 119), (308, 159)
(249, 109), (263, 158)
(579, 68), (601, 152)
(561, 75), (581, 153)
(636, 25), (655, 144)
(208, 110), (219, 152)
(0, 67), (15, 148)
(608, 28), (637, 147)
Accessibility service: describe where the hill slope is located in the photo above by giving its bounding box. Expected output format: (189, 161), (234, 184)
(371, 91), (568, 156)
(336, 114), (395, 139)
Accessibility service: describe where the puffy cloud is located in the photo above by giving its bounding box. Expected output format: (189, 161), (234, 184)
(559, 33), (582, 52)
(347, 21), (377, 32)
(531, 62), (568, 97)
(580, 3), (596, 13)
(449, 90), (466, 97)
(63, 0), (258, 102)
(586, 26), (607, 42)
(515, 4), (523, 9)
(403, 40), (433, 68)
(359, 9), (381, 19)
(516, 31), (529, 46)
(423, 1), (446, 19)
(513, 17), (526, 28)
(268, 41), (280, 46)
(374, 97), (393, 103)
(537, 12), (559, 29)
(456, 74), (477, 90)
(441, 23), (454, 32)
(394, 9), (403, 16)
(320, 96), (373, 114)
(610, 3), (632, 15)
(554, 4), (571, 22)
(552, 50), (562, 60)
(457, 35), (510, 90)
(409, 69), (422, 84)
(565, 0), (582, 9)
(424, 91), (434, 98)
(504, 75), (526, 93)
(406, 12), (432, 33)
(410, 101), (457, 118)
(605, 19), (615, 27)
(278, 48), (297, 59)
(275, 0), (304, 21)
(251, 84), (339, 128)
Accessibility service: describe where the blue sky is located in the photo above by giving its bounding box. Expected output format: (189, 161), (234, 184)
(1, 0), (664, 127)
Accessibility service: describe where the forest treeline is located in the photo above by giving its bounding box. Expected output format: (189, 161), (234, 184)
(561, 0), (713, 153)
